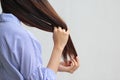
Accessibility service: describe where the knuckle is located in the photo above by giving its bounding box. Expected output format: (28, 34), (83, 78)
(64, 32), (69, 35)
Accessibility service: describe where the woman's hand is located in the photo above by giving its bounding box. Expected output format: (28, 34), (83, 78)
(53, 27), (70, 50)
(58, 56), (80, 73)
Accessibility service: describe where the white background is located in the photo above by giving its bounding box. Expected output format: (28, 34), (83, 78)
(1, 0), (120, 80)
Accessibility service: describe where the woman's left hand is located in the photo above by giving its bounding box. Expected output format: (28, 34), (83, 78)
(58, 56), (80, 73)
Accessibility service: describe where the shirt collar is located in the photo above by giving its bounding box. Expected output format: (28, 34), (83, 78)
(0, 13), (21, 24)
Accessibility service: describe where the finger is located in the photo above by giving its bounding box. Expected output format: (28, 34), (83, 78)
(70, 54), (75, 60)
(66, 29), (70, 34)
(66, 60), (72, 66)
(72, 58), (77, 67)
(76, 56), (80, 67)
(67, 61), (75, 72)
(67, 60), (75, 73)
(71, 60), (74, 66)
(58, 26), (62, 31)
(71, 58), (79, 72)
(54, 27), (57, 32)
(62, 29), (66, 32)
(64, 60), (74, 70)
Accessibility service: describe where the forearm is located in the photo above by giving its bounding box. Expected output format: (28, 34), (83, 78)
(47, 27), (69, 73)
(47, 45), (63, 73)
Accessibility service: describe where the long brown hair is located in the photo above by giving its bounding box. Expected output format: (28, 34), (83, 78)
(1, 0), (77, 61)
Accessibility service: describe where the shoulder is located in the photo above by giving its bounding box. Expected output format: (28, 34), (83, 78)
(0, 21), (29, 39)
(0, 21), (41, 47)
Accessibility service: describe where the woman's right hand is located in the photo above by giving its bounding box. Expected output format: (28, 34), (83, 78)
(53, 27), (70, 50)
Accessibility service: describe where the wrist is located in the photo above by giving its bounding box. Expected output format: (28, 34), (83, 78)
(53, 45), (65, 51)
(47, 45), (64, 73)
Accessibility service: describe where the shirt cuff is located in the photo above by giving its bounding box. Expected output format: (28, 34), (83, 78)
(42, 67), (57, 80)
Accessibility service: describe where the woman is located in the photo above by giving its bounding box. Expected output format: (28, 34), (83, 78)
(0, 0), (80, 80)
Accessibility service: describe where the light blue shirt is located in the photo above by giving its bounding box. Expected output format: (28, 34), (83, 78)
(0, 13), (56, 80)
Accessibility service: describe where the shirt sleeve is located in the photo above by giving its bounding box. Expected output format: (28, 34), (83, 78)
(24, 30), (57, 80)
(0, 28), (56, 80)
(18, 31), (56, 80)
